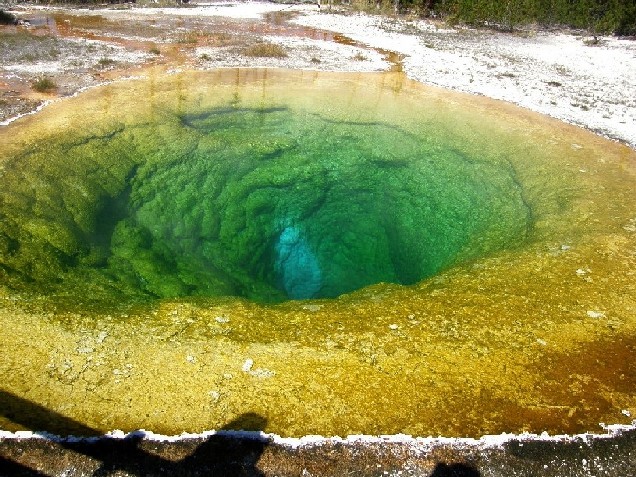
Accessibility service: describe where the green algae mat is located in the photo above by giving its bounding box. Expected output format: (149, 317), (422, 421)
(0, 69), (635, 437)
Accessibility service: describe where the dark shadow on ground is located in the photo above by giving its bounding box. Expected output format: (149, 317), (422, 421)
(172, 413), (268, 476)
(0, 389), (99, 436)
(0, 455), (49, 476)
(0, 389), (269, 476)
(430, 462), (481, 476)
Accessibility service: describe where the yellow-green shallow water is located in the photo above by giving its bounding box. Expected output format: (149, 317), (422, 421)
(0, 69), (635, 437)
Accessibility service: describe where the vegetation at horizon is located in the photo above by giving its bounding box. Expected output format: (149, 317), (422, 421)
(352, 0), (636, 35)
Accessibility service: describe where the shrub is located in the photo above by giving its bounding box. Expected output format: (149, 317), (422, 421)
(97, 57), (116, 67)
(175, 32), (198, 44)
(32, 77), (57, 93)
(0, 9), (16, 25)
(243, 42), (288, 58)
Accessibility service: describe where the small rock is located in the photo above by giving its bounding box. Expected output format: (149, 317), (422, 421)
(215, 316), (230, 324)
(623, 219), (636, 233)
(242, 358), (254, 372)
(389, 324), (399, 330)
(186, 355), (196, 363)
(249, 368), (276, 379)
(587, 310), (605, 319)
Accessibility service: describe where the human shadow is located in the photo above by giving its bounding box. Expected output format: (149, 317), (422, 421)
(429, 462), (481, 477)
(0, 455), (49, 476)
(0, 389), (100, 437)
(0, 389), (269, 476)
(173, 413), (269, 476)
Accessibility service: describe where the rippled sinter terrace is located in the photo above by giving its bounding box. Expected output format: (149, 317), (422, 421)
(0, 69), (635, 437)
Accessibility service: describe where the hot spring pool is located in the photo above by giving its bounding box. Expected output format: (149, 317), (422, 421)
(0, 69), (635, 437)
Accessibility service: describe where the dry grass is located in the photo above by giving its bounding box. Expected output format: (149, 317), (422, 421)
(175, 31), (198, 44)
(352, 51), (367, 61)
(206, 32), (236, 47)
(97, 57), (116, 68)
(242, 42), (287, 58)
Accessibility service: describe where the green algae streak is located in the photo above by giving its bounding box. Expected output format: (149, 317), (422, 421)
(0, 69), (635, 437)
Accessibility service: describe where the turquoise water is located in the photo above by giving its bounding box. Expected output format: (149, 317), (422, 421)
(0, 103), (531, 303)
